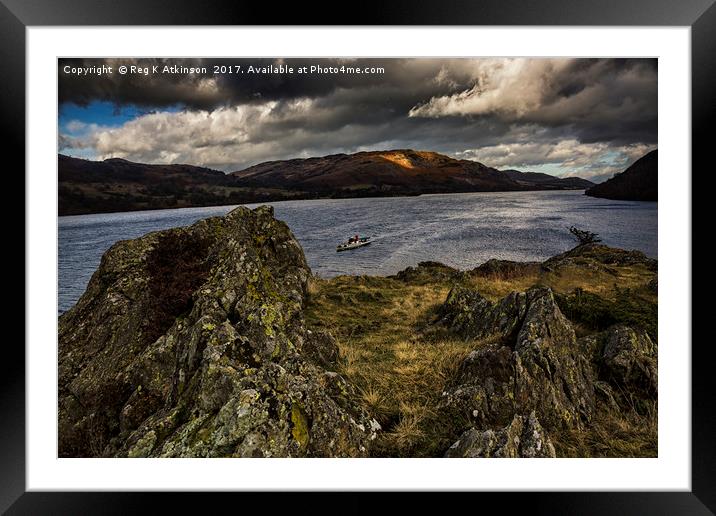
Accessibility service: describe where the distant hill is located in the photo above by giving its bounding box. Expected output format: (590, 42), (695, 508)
(59, 155), (227, 185)
(231, 149), (593, 196)
(585, 150), (657, 201)
(58, 154), (305, 215)
(231, 150), (523, 194)
(502, 169), (594, 190)
(58, 150), (596, 215)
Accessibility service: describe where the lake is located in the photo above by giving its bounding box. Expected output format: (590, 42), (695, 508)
(58, 190), (657, 314)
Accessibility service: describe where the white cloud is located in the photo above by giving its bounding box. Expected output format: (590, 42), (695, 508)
(63, 98), (403, 170)
(65, 120), (88, 133)
(409, 59), (572, 118)
(81, 101), (308, 168)
(456, 140), (655, 180)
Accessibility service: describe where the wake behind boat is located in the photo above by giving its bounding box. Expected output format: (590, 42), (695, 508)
(337, 235), (371, 252)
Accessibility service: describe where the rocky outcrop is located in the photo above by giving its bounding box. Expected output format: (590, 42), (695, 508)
(438, 280), (658, 456)
(602, 325), (658, 396)
(393, 261), (463, 284)
(58, 205), (379, 458)
(580, 324), (657, 401)
(441, 286), (537, 340)
(470, 259), (540, 279)
(542, 242), (657, 272)
(440, 286), (596, 432)
(445, 411), (556, 458)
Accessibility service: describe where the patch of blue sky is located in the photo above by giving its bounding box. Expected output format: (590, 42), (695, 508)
(523, 163), (568, 177)
(598, 149), (628, 166)
(59, 100), (183, 135)
(60, 148), (98, 160)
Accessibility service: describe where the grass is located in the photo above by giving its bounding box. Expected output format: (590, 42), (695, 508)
(555, 287), (658, 342)
(466, 272), (541, 301)
(305, 275), (476, 456)
(304, 250), (658, 458)
(541, 263), (656, 302)
(554, 400), (657, 458)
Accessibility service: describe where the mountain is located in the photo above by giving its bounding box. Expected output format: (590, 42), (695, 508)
(502, 169), (594, 189)
(231, 150), (518, 193)
(58, 150), (595, 216)
(586, 172), (617, 185)
(585, 150), (657, 201)
(59, 154), (228, 185)
(232, 149), (593, 195)
(58, 154), (306, 215)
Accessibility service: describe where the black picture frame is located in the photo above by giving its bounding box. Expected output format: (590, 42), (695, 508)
(4, 0), (712, 512)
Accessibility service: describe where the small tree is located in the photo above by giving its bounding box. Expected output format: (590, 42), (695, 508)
(569, 226), (602, 245)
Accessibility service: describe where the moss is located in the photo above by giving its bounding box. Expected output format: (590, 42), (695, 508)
(154, 408), (183, 442)
(245, 282), (260, 302)
(242, 259), (294, 341)
(128, 430), (157, 458)
(555, 288), (657, 341)
(259, 303), (280, 337)
(290, 403), (310, 448)
(196, 428), (211, 443)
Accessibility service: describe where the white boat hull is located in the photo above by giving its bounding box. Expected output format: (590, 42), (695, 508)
(336, 240), (371, 252)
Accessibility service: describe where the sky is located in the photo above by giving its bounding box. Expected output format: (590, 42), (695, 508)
(58, 58), (657, 182)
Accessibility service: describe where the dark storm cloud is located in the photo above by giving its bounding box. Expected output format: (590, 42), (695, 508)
(58, 58), (657, 178)
(407, 58), (657, 146)
(59, 58), (435, 109)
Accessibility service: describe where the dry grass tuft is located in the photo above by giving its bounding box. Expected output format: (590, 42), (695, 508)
(555, 400), (657, 458)
(466, 272), (541, 301)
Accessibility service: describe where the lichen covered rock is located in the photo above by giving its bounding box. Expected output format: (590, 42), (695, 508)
(302, 330), (340, 370)
(445, 411), (555, 458)
(580, 324), (658, 401)
(392, 261), (462, 284)
(601, 325), (657, 396)
(440, 286), (596, 432)
(439, 286), (533, 340)
(59, 205), (379, 457)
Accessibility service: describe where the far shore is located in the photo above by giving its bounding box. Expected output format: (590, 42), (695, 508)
(58, 188), (592, 218)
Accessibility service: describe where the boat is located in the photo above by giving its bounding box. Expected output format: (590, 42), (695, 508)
(336, 236), (371, 252)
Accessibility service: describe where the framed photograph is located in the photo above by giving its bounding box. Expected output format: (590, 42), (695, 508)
(5, 0), (712, 512)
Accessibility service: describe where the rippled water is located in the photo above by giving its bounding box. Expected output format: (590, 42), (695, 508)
(58, 190), (657, 314)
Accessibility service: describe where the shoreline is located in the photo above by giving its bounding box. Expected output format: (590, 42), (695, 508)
(58, 187), (592, 218)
